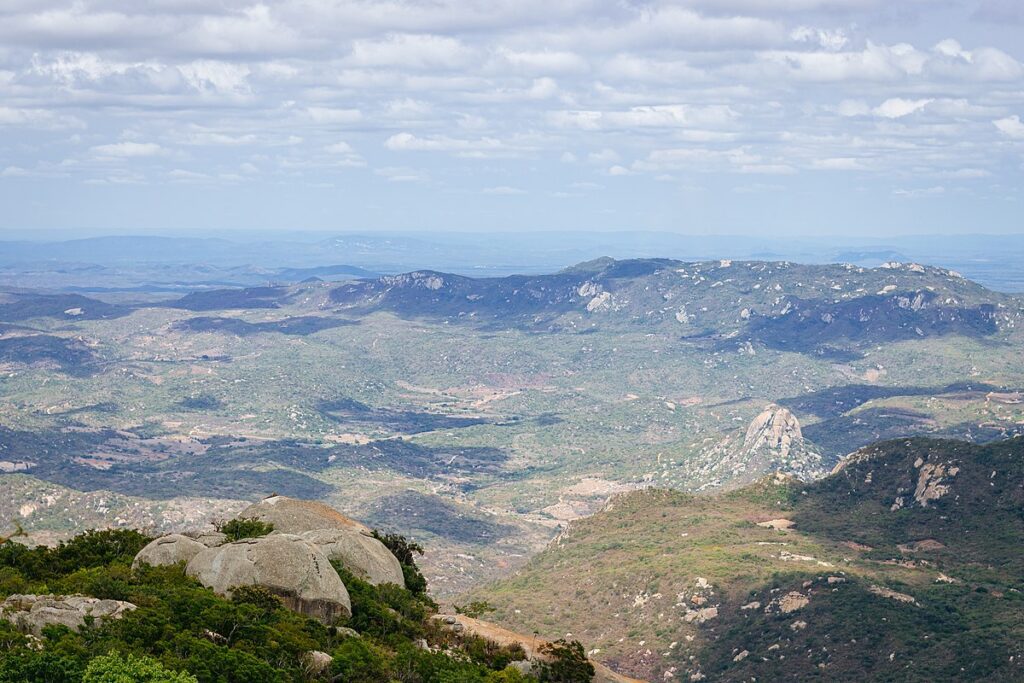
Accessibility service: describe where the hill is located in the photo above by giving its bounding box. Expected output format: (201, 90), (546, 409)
(469, 437), (1024, 682)
(2, 258), (1023, 598)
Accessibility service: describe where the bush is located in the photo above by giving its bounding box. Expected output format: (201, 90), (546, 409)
(214, 518), (274, 542)
(456, 600), (497, 618)
(371, 531), (429, 596)
(330, 637), (391, 683)
(82, 651), (197, 682)
(535, 639), (594, 682)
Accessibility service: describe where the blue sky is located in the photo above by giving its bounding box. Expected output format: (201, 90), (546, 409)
(0, 0), (1022, 236)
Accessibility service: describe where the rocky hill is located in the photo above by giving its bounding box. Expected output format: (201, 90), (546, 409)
(3, 257), (1023, 602)
(469, 437), (1024, 682)
(329, 258), (1013, 356)
(0, 496), (611, 682)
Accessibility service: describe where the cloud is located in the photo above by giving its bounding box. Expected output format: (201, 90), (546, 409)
(994, 115), (1024, 139)
(384, 132), (521, 157)
(873, 98), (932, 119)
(90, 142), (167, 157)
(482, 185), (525, 194)
(893, 185), (946, 198)
(0, 0), (1021, 219)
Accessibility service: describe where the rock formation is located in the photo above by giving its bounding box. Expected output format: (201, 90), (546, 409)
(132, 533), (208, 569)
(185, 534), (351, 623)
(0, 594), (136, 635)
(234, 495), (371, 535)
(694, 404), (826, 486)
(299, 529), (404, 587)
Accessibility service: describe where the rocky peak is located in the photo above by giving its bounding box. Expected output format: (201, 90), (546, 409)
(743, 405), (803, 457)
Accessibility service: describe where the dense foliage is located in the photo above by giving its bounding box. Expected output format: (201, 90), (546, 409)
(0, 528), (590, 682)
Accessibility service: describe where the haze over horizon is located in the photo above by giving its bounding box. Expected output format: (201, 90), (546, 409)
(1, 0), (1022, 235)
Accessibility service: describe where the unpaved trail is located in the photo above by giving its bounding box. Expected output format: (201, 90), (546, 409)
(435, 614), (649, 683)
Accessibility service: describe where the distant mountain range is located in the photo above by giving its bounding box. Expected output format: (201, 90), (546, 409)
(3, 232), (1024, 292)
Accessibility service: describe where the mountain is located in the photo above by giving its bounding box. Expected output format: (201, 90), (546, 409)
(329, 259), (1007, 358)
(469, 437), (1024, 682)
(2, 258), (1023, 602)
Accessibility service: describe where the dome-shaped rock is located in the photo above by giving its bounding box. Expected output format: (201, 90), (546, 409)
(132, 534), (207, 569)
(299, 528), (404, 587)
(234, 495), (370, 535)
(185, 534), (351, 623)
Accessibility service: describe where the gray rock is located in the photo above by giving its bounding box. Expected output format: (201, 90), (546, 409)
(299, 528), (404, 587)
(185, 530), (228, 547)
(186, 533), (351, 623)
(0, 594), (136, 635)
(132, 534), (207, 569)
(235, 495), (371, 535)
(300, 650), (333, 676)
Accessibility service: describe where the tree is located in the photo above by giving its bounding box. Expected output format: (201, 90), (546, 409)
(535, 640), (594, 683)
(82, 651), (197, 683)
(214, 518), (274, 542)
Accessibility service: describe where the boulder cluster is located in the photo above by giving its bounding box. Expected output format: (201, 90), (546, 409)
(132, 495), (405, 624)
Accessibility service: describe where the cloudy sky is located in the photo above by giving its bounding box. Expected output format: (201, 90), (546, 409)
(1, 0), (1022, 235)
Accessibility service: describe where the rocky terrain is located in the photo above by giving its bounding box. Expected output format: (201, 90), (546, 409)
(2, 258), (1023, 598)
(470, 437), (1024, 682)
(0, 494), (621, 682)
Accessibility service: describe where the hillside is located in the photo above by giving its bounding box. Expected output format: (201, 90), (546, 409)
(2, 258), (1024, 597)
(469, 437), (1024, 682)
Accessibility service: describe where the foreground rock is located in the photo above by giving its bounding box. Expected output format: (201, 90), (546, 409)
(132, 533), (207, 569)
(299, 528), (404, 587)
(235, 495), (372, 535)
(186, 534), (351, 623)
(0, 594), (136, 635)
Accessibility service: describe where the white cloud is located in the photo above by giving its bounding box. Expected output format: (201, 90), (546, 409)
(893, 185), (946, 198)
(790, 26), (848, 51)
(994, 115), (1024, 139)
(873, 98), (932, 119)
(482, 185), (526, 194)
(304, 108), (364, 125)
(91, 141), (166, 157)
(348, 33), (475, 69)
(384, 132), (520, 157)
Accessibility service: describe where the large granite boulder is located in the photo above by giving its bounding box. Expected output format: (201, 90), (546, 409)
(234, 495), (370, 535)
(185, 534), (351, 623)
(185, 530), (228, 547)
(299, 529), (404, 587)
(0, 594), (136, 635)
(132, 534), (207, 569)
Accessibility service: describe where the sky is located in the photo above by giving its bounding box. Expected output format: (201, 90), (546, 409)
(0, 0), (1022, 236)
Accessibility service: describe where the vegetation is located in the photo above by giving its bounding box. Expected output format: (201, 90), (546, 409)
(371, 531), (429, 596)
(214, 518), (274, 542)
(472, 437), (1024, 682)
(0, 528), (562, 682)
(534, 640), (594, 683)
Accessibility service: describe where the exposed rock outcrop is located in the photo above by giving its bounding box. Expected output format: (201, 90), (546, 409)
(694, 405), (826, 486)
(299, 529), (404, 587)
(185, 530), (228, 547)
(186, 534), (351, 623)
(132, 533), (207, 569)
(0, 594), (136, 635)
(234, 495), (371, 535)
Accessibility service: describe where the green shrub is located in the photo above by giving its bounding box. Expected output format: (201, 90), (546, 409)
(372, 531), (429, 596)
(82, 651), (197, 683)
(214, 518), (274, 542)
(535, 639), (594, 682)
